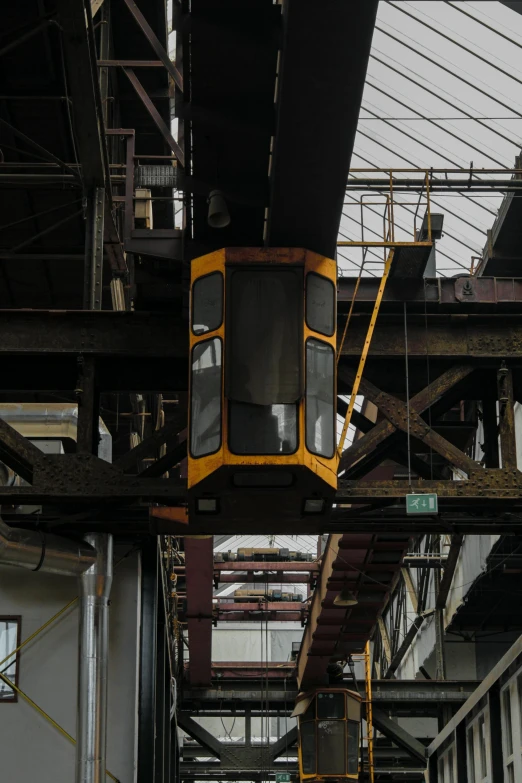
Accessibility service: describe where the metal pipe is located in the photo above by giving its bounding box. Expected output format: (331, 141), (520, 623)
(76, 533), (113, 783)
(0, 518), (96, 575)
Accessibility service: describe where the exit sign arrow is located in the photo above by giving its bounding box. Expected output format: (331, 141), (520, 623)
(406, 493), (438, 515)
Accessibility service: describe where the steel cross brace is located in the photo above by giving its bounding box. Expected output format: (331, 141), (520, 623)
(338, 364), (479, 475)
(0, 415), (185, 504)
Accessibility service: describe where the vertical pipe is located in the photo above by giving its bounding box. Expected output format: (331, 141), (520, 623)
(138, 542), (158, 783)
(76, 533), (113, 783)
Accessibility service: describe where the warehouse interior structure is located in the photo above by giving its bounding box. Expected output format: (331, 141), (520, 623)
(3, 1), (522, 782)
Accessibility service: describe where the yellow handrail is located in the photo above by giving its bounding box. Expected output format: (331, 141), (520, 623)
(365, 642), (375, 783)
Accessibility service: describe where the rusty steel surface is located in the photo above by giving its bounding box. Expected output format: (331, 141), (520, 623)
(297, 533), (410, 688)
(213, 561), (319, 572)
(185, 538), (214, 686)
(337, 276), (522, 312)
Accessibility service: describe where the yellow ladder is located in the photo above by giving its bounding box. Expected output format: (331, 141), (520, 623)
(337, 249), (395, 457)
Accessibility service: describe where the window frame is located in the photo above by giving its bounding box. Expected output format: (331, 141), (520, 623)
(498, 666), (522, 783)
(0, 616), (21, 704)
(439, 742), (456, 783)
(466, 707), (491, 783)
(227, 401), (299, 456)
(305, 271), (336, 337)
(189, 336), (223, 459)
(305, 338), (336, 459)
(191, 270), (224, 336)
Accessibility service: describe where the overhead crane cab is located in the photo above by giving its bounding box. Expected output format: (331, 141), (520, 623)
(295, 688), (362, 781)
(188, 247), (337, 523)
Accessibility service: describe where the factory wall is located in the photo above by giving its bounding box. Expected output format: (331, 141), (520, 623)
(184, 624), (302, 743)
(0, 548), (140, 783)
(395, 404), (522, 682)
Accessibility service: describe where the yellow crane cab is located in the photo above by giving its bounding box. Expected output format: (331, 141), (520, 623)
(188, 247), (338, 524)
(294, 687), (362, 782)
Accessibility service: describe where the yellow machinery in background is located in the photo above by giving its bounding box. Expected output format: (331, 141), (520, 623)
(188, 247), (337, 522)
(294, 688), (362, 781)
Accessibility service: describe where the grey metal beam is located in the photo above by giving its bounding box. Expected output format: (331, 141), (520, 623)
(270, 727), (298, 760)
(428, 635), (522, 756)
(114, 414), (186, 473)
(372, 708), (427, 764)
(268, 0), (378, 257)
(500, 1), (522, 14)
(0, 416), (43, 482)
(56, 0), (106, 186)
(436, 535), (464, 611)
(384, 615), (426, 679)
(178, 714), (223, 759)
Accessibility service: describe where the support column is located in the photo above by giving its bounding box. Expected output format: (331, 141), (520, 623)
(488, 684), (504, 782)
(434, 539), (446, 683)
(76, 533), (113, 783)
(84, 187), (105, 310)
(497, 365), (517, 469)
(138, 541), (158, 782)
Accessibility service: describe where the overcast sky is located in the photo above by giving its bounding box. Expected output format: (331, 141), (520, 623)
(338, 0), (522, 278)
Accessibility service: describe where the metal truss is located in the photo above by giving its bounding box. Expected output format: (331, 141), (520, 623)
(372, 533), (463, 682)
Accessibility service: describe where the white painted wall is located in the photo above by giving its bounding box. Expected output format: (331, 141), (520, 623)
(0, 547), (140, 783)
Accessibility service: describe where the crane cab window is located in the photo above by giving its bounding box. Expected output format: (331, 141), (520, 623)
(190, 338), (222, 457)
(317, 692), (345, 719)
(226, 267), (303, 405)
(306, 339), (335, 458)
(228, 401), (297, 455)
(306, 273), (336, 336)
(192, 272), (223, 335)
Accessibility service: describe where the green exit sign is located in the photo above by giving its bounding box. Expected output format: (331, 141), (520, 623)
(406, 493), (438, 514)
(275, 775), (292, 783)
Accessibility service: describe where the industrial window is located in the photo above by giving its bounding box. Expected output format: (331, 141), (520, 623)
(467, 725), (476, 782)
(228, 402), (298, 455)
(192, 272), (223, 335)
(305, 339), (335, 458)
(0, 617), (21, 703)
(306, 273), (335, 336)
(466, 709), (490, 783)
(317, 720), (346, 775)
(499, 667), (522, 782)
(478, 714), (488, 779)
(300, 719), (316, 774)
(226, 267), (303, 406)
(347, 721), (359, 775)
(190, 338), (222, 458)
(503, 687), (514, 757)
(439, 743), (456, 783)
(317, 692), (345, 720)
